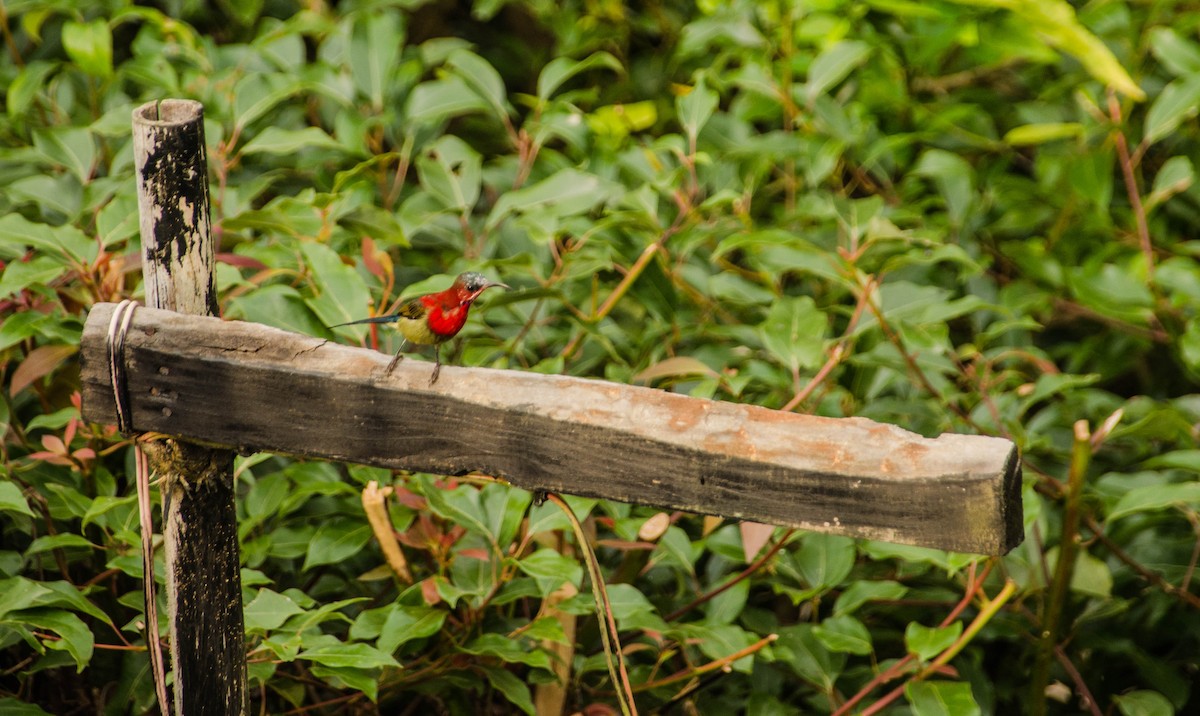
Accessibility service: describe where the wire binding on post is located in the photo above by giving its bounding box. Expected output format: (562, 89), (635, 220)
(106, 300), (138, 434)
(105, 299), (171, 712)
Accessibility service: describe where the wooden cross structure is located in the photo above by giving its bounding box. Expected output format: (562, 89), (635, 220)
(78, 100), (1023, 715)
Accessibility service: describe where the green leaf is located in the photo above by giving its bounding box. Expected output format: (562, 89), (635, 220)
(759, 295), (827, 371)
(1146, 156), (1194, 211)
(537, 51), (622, 102)
(863, 281), (983, 328)
(421, 479), (493, 541)
(0, 698), (53, 716)
(415, 135), (483, 211)
(813, 615), (873, 655)
(793, 534), (855, 591)
(604, 584), (668, 632)
(1070, 550), (1112, 598)
(520, 616), (568, 643)
(677, 75), (718, 145)
(244, 589), (305, 632)
(905, 680), (981, 716)
(6, 60), (56, 121)
(1182, 318), (1200, 373)
(834, 580), (909, 615)
(350, 11), (403, 109)
(0, 214), (96, 264)
(310, 664), (380, 702)
(806, 40), (871, 104)
(485, 168), (615, 231)
(233, 73), (310, 130)
(1149, 27), (1200, 76)
(480, 665), (536, 715)
(298, 641), (400, 669)
(460, 633), (552, 670)
(377, 605), (446, 653)
(586, 101), (657, 138)
(242, 127), (346, 155)
(912, 149), (975, 226)
(0, 482), (35, 519)
(7, 608), (94, 672)
(0, 255), (68, 297)
(0, 577), (51, 618)
(688, 623), (757, 673)
(905, 621), (962, 661)
(29, 581), (110, 624)
(26, 406), (78, 433)
(1003, 122), (1083, 145)
(1109, 482), (1200, 521)
(774, 624), (843, 691)
(1143, 450), (1200, 471)
(975, 0), (1142, 100)
(1113, 690), (1175, 716)
(527, 496), (596, 534)
(303, 519), (371, 570)
(23, 534), (95, 558)
(404, 77), (490, 128)
(1144, 76), (1200, 146)
(300, 241), (373, 329)
(226, 284), (330, 336)
(81, 495), (136, 530)
(62, 19), (112, 78)
(33, 127), (96, 183)
(517, 549), (583, 594)
(447, 49), (509, 122)
(479, 482), (531, 550)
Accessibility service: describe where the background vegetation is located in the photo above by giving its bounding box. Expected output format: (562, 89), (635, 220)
(2, 0), (1199, 713)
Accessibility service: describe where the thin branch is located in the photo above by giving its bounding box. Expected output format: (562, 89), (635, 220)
(833, 560), (995, 716)
(859, 580), (1018, 716)
(1084, 515), (1200, 609)
(665, 529), (796, 622)
(1029, 420), (1091, 716)
(561, 211), (688, 359)
(634, 633), (778, 692)
(1107, 90), (1155, 279)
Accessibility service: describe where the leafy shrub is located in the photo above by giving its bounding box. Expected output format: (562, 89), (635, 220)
(2, 0), (1198, 714)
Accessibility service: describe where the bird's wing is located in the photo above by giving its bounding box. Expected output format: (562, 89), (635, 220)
(329, 297), (425, 328)
(396, 298), (426, 321)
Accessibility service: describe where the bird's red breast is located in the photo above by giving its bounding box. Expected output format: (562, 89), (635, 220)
(422, 292), (470, 339)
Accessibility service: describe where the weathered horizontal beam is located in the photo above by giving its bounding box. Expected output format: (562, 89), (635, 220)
(80, 302), (1023, 555)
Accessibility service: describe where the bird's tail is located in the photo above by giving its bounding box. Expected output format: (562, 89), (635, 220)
(330, 315), (400, 328)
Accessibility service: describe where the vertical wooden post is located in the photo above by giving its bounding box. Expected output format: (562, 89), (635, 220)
(132, 99), (247, 715)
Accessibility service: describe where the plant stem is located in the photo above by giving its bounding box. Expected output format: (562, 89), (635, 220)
(1029, 420), (1091, 714)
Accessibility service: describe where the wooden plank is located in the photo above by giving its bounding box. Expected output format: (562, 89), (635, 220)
(131, 99), (247, 716)
(80, 302), (1023, 555)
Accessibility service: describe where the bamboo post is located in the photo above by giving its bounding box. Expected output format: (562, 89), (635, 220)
(131, 99), (247, 715)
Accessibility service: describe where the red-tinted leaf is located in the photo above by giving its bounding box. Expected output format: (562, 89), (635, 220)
(216, 253), (268, 270)
(10, 344), (77, 396)
(420, 577), (441, 606)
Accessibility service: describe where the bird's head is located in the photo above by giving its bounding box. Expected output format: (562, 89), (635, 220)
(454, 272), (510, 302)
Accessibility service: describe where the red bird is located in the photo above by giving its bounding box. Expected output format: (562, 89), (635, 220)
(333, 272), (508, 383)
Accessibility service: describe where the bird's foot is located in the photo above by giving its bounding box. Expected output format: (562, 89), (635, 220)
(386, 354), (405, 373)
(429, 363), (441, 384)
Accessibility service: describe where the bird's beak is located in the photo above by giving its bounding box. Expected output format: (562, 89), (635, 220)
(488, 281), (511, 291)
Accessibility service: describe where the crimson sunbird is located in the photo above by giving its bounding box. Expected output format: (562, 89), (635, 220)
(332, 271), (509, 383)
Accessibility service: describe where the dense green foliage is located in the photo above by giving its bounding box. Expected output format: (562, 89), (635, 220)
(3, 0), (1199, 713)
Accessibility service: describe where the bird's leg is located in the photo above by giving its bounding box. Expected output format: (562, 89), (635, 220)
(386, 339), (409, 373)
(429, 345), (442, 384)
